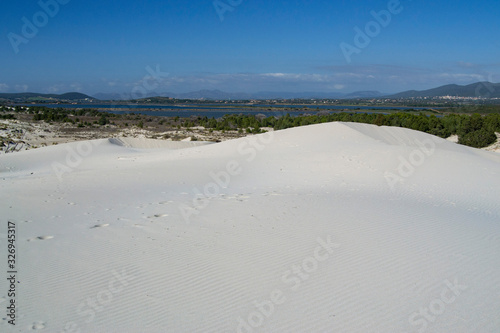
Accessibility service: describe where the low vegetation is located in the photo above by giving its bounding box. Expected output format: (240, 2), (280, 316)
(1, 105), (499, 149)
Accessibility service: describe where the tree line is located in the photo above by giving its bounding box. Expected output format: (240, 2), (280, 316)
(199, 112), (500, 148)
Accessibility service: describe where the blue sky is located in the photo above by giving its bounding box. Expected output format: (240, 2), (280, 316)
(1, 0), (499, 96)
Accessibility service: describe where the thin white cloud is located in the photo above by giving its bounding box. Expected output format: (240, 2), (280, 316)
(148, 73), (347, 93)
(437, 73), (485, 81)
(70, 82), (83, 92)
(47, 85), (63, 93)
(457, 61), (477, 69)
(262, 73), (287, 78)
(25, 64), (498, 96)
(14, 84), (28, 92)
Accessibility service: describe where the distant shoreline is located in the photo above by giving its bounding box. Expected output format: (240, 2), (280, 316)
(16, 102), (436, 111)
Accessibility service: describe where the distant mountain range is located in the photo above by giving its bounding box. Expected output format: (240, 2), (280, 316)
(385, 82), (500, 99)
(1, 82), (499, 103)
(0, 92), (94, 103)
(93, 90), (385, 101)
(93, 82), (500, 100)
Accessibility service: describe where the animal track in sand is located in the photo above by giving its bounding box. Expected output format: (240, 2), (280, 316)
(31, 321), (46, 329)
(27, 235), (54, 241)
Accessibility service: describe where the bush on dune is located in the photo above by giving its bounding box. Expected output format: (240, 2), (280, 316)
(458, 129), (497, 148)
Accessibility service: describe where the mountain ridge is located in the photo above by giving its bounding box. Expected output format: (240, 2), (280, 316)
(385, 82), (500, 98)
(2, 82), (499, 102)
(94, 82), (500, 100)
(0, 92), (95, 102)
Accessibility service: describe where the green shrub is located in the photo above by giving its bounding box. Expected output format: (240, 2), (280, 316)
(458, 129), (497, 148)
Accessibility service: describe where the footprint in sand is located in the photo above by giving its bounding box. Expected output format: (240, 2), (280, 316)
(91, 224), (110, 229)
(222, 194), (250, 202)
(31, 321), (46, 329)
(234, 194), (250, 202)
(147, 214), (169, 218)
(27, 236), (54, 241)
(262, 192), (282, 197)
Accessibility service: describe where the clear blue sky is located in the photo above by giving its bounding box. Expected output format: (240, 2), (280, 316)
(1, 0), (499, 96)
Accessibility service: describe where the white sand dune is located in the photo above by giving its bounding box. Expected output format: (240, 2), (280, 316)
(108, 137), (212, 149)
(1, 122), (499, 332)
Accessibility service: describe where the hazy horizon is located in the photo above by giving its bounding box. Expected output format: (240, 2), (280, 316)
(2, 0), (499, 96)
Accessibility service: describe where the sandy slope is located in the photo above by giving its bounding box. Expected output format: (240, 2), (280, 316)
(1, 122), (499, 332)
